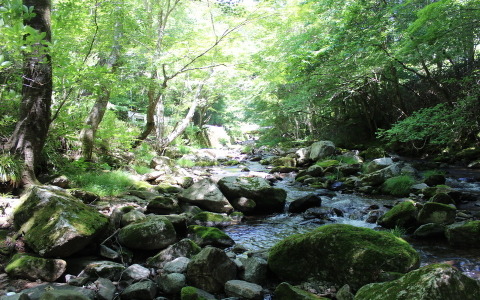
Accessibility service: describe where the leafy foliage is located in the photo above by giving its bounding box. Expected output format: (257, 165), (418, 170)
(70, 170), (140, 197)
(0, 153), (22, 187)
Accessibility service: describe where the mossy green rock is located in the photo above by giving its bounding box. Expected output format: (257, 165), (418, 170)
(218, 176), (286, 214)
(416, 202), (456, 225)
(146, 238), (201, 268)
(268, 224), (419, 290)
(39, 290), (90, 300)
(187, 225), (234, 248)
(354, 263), (480, 300)
(180, 286), (216, 300)
(377, 200), (418, 229)
(445, 220), (480, 248)
(13, 186), (109, 257)
(5, 253), (66, 282)
(118, 215), (176, 250)
(274, 282), (327, 300)
(192, 212), (233, 227)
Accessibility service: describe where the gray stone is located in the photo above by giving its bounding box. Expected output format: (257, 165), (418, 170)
(225, 280), (263, 300)
(146, 238), (201, 268)
(120, 280), (157, 300)
(157, 273), (186, 294)
(445, 220), (480, 248)
(288, 194), (322, 213)
(177, 179), (233, 213)
(39, 290), (90, 300)
(123, 264), (151, 281)
(163, 257), (190, 274)
(121, 210), (146, 227)
(81, 261), (125, 281)
(309, 141), (336, 161)
(180, 287), (216, 300)
(274, 282), (322, 300)
(5, 284), (95, 300)
(305, 164), (324, 177)
(186, 246), (237, 293)
(118, 215), (176, 250)
(417, 202), (456, 225)
(94, 278), (116, 300)
(243, 257), (268, 284)
(5, 254), (66, 282)
(413, 223), (446, 238)
(360, 163), (401, 186)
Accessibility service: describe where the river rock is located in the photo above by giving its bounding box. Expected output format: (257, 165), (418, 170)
(150, 156), (175, 171)
(186, 246), (237, 293)
(295, 148), (311, 166)
(120, 280), (157, 300)
(429, 192), (455, 205)
(242, 256), (268, 284)
(230, 196), (257, 213)
(123, 264), (151, 281)
(146, 238), (201, 268)
(365, 157), (394, 173)
(177, 178), (233, 213)
(5, 254), (66, 282)
(305, 164), (324, 177)
(309, 141), (336, 161)
(8, 283), (96, 300)
(274, 282), (328, 300)
(95, 277), (116, 300)
(187, 225), (235, 248)
(360, 163), (401, 186)
(121, 210), (146, 226)
(288, 194), (322, 213)
(218, 176), (286, 214)
(225, 280), (263, 300)
(146, 195), (180, 215)
(157, 273), (186, 294)
(377, 200), (419, 229)
(268, 224), (419, 290)
(13, 186), (109, 257)
(191, 211), (233, 227)
(81, 261), (125, 281)
(445, 220), (480, 248)
(413, 223), (446, 238)
(118, 215), (176, 250)
(180, 286), (216, 300)
(163, 257), (190, 274)
(423, 174), (446, 186)
(39, 290), (91, 300)
(354, 263), (480, 300)
(416, 202), (456, 225)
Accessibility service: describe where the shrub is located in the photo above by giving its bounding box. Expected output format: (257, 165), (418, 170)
(177, 158), (196, 168)
(382, 175), (415, 197)
(70, 170), (138, 197)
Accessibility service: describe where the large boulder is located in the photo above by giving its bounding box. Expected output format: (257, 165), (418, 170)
(309, 141), (336, 161)
(274, 282), (328, 300)
(268, 224), (419, 290)
(377, 200), (419, 229)
(146, 238), (201, 268)
(218, 176), (286, 214)
(354, 263), (480, 300)
(225, 280), (263, 300)
(445, 220), (480, 248)
(13, 186), (109, 257)
(186, 246), (237, 293)
(288, 194), (322, 213)
(416, 202), (456, 225)
(118, 215), (177, 250)
(360, 163), (402, 187)
(187, 225), (235, 248)
(177, 179), (233, 213)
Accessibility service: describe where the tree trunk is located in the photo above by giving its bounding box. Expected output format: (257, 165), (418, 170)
(7, 0), (52, 185)
(79, 89), (110, 161)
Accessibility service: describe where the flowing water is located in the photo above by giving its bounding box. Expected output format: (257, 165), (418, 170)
(212, 162), (480, 280)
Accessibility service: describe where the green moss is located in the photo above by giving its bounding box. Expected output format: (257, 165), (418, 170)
(181, 286), (208, 300)
(188, 225), (230, 240)
(193, 212), (228, 223)
(445, 220), (480, 248)
(223, 160), (240, 166)
(417, 202), (456, 225)
(378, 200), (418, 229)
(275, 282), (327, 300)
(381, 175), (415, 196)
(315, 159), (339, 168)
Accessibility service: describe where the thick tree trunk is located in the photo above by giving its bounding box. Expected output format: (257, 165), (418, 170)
(7, 0), (52, 185)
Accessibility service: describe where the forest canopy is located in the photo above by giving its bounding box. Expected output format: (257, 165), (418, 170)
(0, 0), (479, 186)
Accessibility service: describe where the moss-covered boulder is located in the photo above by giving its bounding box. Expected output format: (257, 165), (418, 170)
(416, 202), (456, 225)
(354, 263), (480, 300)
(13, 186), (109, 257)
(187, 225), (234, 248)
(39, 290), (91, 300)
(268, 224), (419, 290)
(5, 253), (66, 282)
(218, 176), (286, 214)
(429, 193), (455, 205)
(360, 164), (401, 187)
(186, 246), (237, 293)
(146, 195), (180, 215)
(274, 282), (328, 300)
(178, 179), (233, 213)
(180, 286), (216, 300)
(445, 220), (480, 248)
(146, 238), (201, 268)
(288, 193), (322, 213)
(377, 200), (419, 230)
(271, 156), (297, 167)
(423, 173), (446, 186)
(309, 141), (336, 161)
(118, 215), (176, 250)
(191, 212), (233, 227)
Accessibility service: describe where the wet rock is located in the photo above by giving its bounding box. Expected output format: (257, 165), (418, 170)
(288, 194), (322, 213)
(191, 211), (233, 227)
(413, 223), (446, 238)
(423, 174), (446, 186)
(118, 215), (176, 250)
(225, 280), (263, 300)
(230, 197), (256, 213)
(187, 225), (235, 248)
(163, 257), (190, 274)
(146, 238), (201, 268)
(377, 200), (418, 229)
(296, 148), (311, 166)
(186, 246), (237, 293)
(146, 195), (180, 215)
(157, 273), (186, 294)
(416, 202), (456, 225)
(120, 280), (157, 300)
(429, 193), (455, 205)
(354, 263), (480, 300)
(303, 207), (334, 220)
(360, 163), (401, 186)
(305, 165), (324, 177)
(445, 220), (480, 248)
(81, 261), (125, 281)
(180, 286), (216, 300)
(13, 186), (109, 257)
(309, 141), (336, 162)
(242, 256), (268, 284)
(274, 282), (327, 300)
(177, 179), (233, 213)
(218, 176), (286, 214)
(268, 224), (419, 290)
(94, 278), (116, 300)
(5, 254), (66, 282)
(365, 158), (394, 173)
(123, 264), (151, 281)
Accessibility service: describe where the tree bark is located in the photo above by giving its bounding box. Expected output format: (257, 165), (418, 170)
(7, 0), (52, 185)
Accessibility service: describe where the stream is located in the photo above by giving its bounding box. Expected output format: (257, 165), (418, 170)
(211, 161), (480, 280)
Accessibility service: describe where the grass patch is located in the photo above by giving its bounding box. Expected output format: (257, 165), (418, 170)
(336, 155), (359, 164)
(177, 158), (196, 168)
(316, 159), (339, 168)
(70, 170), (137, 197)
(133, 165), (152, 175)
(388, 225), (407, 237)
(382, 175), (415, 197)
